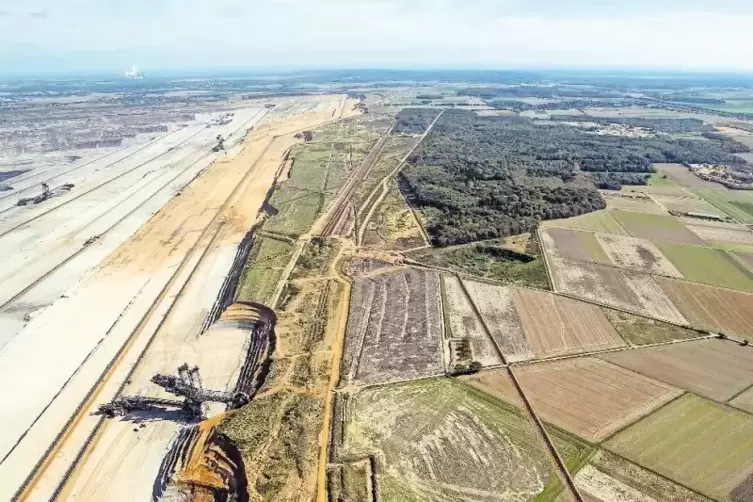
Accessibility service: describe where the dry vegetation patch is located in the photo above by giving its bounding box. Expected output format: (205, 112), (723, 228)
(658, 277), (753, 338)
(513, 288), (626, 359)
(342, 378), (573, 502)
(362, 178), (426, 250)
(604, 194), (668, 215)
(595, 233), (683, 278)
(652, 193), (729, 217)
(655, 163), (725, 188)
(603, 309), (701, 346)
(462, 280), (532, 362)
(441, 275), (503, 367)
(605, 394), (753, 501)
(340, 268), (444, 386)
(549, 257), (687, 324)
(600, 339), (753, 401)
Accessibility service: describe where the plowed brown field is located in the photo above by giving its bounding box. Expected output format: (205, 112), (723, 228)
(657, 277), (753, 338)
(509, 359), (681, 441)
(601, 339), (753, 401)
(513, 289), (626, 359)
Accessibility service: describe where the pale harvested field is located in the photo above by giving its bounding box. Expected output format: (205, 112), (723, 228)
(655, 163), (725, 188)
(541, 227), (611, 264)
(575, 465), (660, 502)
(550, 257), (688, 324)
(476, 359), (681, 442)
(604, 195), (668, 215)
(620, 184), (692, 198)
(544, 209), (626, 235)
(601, 338), (753, 401)
(678, 216), (744, 230)
(462, 280), (533, 363)
(441, 275), (502, 366)
(687, 224), (753, 245)
(652, 194), (729, 217)
(605, 394), (753, 500)
(459, 368), (525, 409)
(658, 277), (753, 338)
(513, 288), (625, 359)
(595, 233), (683, 278)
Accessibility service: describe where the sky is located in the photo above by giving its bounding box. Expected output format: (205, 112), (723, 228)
(1, 0), (753, 74)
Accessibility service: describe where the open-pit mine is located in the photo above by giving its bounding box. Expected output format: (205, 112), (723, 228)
(0, 88), (358, 501)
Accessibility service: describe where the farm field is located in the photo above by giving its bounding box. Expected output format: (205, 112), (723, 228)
(512, 288), (626, 359)
(694, 188), (753, 224)
(620, 183), (692, 197)
(686, 223), (753, 246)
(578, 450), (713, 502)
(541, 227), (611, 264)
(603, 194), (668, 215)
(603, 309), (702, 346)
(611, 209), (706, 245)
(341, 378), (575, 502)
(549, 256), (688, 324)
(600, 338), (753, 401)
(471, 359), (681, 442)
(605, 394), (753, 501)
(340, 268), (444, 386)
(595, 233), (683, 278)
(543, 209), (626, 234)
(658, 277), (753, 338)
(441, 275), (503, 367)
(461, 279), (531, 363)
(654, 163), (724, 188)
(654, 241), (753, 292)
(652, 193), (729, 217)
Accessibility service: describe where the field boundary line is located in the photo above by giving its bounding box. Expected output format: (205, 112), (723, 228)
(599, 391), (688, 445)
(536, 226), (555, 291)
(437, 275), (450, 375)
(456, 274), (583, 501)
(727, 381), (753, 403)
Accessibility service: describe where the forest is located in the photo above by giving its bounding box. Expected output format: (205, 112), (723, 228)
(394, 108), (440, 134)
(399, 109), (752, 246)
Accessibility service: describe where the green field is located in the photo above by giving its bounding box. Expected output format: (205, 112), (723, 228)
(237, 237), (295, 304)
(648, 172), (677, 187)
(605, 394), (753, 500)
(343, 378), (587, 502)
(544, 210), (626, 234)
(655, 241), (753, 292)
(603, 309), (702, 346)
(694, 188), (753, 224)
(690, 100), (753, 114)
(611, 209), (704, 244)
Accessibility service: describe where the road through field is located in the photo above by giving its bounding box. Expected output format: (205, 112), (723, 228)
(0, 95), (357, 501)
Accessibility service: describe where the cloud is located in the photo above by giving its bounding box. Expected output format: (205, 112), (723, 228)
(29, 10), (47, 18)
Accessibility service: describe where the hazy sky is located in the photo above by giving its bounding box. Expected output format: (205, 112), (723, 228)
(1, 0), (753, 74)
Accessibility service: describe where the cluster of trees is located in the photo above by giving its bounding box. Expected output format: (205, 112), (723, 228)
(394, 108), (440, 134)
(457, 86), (624, 99)
(398, 109), (753, 246)
(589, 172), (651, 190)
(415, 94), (444, 100)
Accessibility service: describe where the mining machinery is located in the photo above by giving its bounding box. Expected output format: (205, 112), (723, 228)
(17, 182), (74, 206)
(95, 363), (250, 419)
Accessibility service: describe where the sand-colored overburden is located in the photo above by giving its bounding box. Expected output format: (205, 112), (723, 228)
(3, 95), (356, 502)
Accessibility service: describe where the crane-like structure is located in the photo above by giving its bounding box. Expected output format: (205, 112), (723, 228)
(95, 363), (249, 419)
